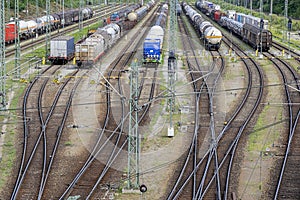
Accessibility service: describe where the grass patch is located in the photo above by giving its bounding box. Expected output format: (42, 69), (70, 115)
(247, 105), (283, 152)
(0, 131), (16, 188)
(0, 83), (26, 190)
(65, 141), (73, 146)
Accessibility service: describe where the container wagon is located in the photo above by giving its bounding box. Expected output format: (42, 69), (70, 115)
(48, 36), (75, 64)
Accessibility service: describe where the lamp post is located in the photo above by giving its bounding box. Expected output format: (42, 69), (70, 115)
(287, 18), (292, 59)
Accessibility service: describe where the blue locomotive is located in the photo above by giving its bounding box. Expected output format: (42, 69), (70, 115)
(143, 3), (168, 63)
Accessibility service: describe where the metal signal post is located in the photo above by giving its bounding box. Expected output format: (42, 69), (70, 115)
(260, 18), (264, 58)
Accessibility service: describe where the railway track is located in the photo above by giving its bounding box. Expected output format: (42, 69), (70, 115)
(57, 5), (161, 199)
(187, 4), (300, 199)
(9, 65), (82, 199)
(6, 2), (300, 200)
(167, 13), (224, 200)
(272, 41), (300, 62)
(203, 33), (264, 200)
(1, 3), (162, 200)
(5, 4), (126, 58)
(262, 51), (300, 199)
(167, 10), (266, 199)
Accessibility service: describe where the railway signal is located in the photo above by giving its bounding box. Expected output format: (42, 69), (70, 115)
(259, 18), (264, 58)
(287, 18), (292, 58)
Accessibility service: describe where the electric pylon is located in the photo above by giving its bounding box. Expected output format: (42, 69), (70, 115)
(0, 0), (6, 108)
(45, 0), (51, 59)
(284, 0), (288, 41)
(127, 59), (140, 189)
(79, 0), (83, 31)
(36, 0), (39, 18)
(6, 0), (10, 21)
(167, 0), (177, 136)
(14, 0), (20, 79)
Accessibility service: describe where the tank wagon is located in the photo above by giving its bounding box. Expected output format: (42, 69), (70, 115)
(75, 23), (121, 67)
(6, 20), (37, 40)
(143, 3), (168, 63)
(123, 0), (155, 30)
(110, 4), (141, 22)
(176, 3), (182, 16)
(155, 4), (168, 26)
(195, 0), (272, 51)
(127, 0), (155, 22)
(182, 2), (222, 50)
(196, 0), (220, 17)
(5, 7), (93, 44)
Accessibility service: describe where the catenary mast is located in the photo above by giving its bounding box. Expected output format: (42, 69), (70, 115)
(14, 0), (20, 78)
(0, 0), (6, 108)
(45, 0), (51, 59)
(167, 0), (177, 137)
(127, 60), (140, 189)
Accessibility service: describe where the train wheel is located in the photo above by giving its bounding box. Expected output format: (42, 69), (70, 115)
(205, 44), (209, 50)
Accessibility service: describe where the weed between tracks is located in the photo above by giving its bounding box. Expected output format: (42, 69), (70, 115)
(0, 84), (26, 191)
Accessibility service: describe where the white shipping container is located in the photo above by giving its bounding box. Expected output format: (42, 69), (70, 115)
(75, 35), (105, 62)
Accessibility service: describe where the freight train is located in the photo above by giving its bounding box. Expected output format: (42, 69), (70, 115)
(5, 7), (93, 44)
(127, 0), (155, 22)
(75, 23), (121, 67)
(182, 2), (222, 50)
(110, 4), (141, 22)
(121, 0), (155, 30)
(195, 0), (272, 51)
(49, 3), (154, 64)
(176, 3), (182, 16)
(143, 3), (168, 63)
